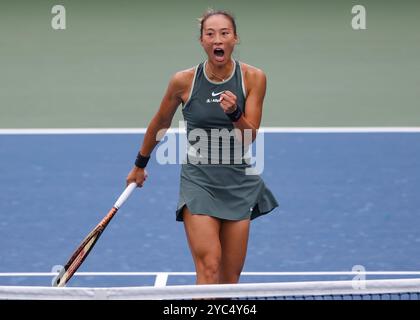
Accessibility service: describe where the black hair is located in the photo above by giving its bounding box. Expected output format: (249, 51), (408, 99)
(198, 9), (237, 39)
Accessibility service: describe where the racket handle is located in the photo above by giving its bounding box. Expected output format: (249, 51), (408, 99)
(114, 182), (137, 209)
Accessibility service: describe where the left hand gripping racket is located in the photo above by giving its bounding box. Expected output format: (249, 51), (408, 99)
(52, 183), (137, 287)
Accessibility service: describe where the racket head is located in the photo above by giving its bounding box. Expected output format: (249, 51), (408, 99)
(53, 227), (103, 287)
(52, 184), (136, 287)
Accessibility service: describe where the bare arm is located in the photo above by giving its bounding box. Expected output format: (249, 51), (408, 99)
(126, 71), (189, 187)
(219, 66), (267, 142)
(234, 67), (266, 141)
(139, 73), (185, 157)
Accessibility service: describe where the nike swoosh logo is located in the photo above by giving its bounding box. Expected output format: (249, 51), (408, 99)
(211, 91), (225, 97)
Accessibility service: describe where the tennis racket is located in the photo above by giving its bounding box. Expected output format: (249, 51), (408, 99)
(52, 182), (137, 287)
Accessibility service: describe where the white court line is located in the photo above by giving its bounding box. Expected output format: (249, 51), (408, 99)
(0, 128), (147, 135)
(0, 127), (420, 135)
(1, 271), (420, 277)
(260, 127), (420, 133)
(3, 271), (420, 288)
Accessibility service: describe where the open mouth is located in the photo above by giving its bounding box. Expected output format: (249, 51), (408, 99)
(213, 48), (225, 61)
(214, 48), (225, 57)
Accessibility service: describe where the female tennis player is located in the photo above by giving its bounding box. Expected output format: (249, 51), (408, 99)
(127, 9), (278, 285)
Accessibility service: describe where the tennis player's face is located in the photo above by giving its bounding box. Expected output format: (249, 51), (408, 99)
(201, 15), (237, 65)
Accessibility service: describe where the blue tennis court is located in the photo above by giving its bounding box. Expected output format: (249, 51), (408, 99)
(1, 130), (419, 287)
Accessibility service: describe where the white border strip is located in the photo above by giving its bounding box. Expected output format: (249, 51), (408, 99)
(0, 127), (420, 135)
(1, 279), (420, 300)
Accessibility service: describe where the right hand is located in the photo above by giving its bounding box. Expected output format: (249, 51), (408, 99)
(126, 167), (148, 188)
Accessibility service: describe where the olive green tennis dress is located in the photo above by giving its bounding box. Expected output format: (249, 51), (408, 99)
(176, 60), (278, 221)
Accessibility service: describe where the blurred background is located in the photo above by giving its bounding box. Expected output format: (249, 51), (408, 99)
(1, 0), (419, 128)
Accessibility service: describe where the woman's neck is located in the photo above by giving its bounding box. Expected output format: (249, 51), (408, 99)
(206, 59), (234, 82)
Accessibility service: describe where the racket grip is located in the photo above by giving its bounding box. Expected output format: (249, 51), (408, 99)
(114, 182), (137, 209)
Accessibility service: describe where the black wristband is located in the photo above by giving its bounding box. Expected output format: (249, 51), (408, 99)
(226, 106), (243, 122)
(135, 153), (150, 169)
